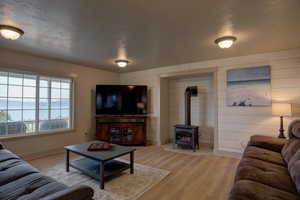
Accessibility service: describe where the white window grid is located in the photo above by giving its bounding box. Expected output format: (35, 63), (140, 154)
(0, 71), (73, 136)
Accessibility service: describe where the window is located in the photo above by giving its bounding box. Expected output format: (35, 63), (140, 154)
(0, 71), (73, 137)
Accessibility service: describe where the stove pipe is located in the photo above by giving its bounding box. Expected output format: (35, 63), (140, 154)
(185, 86), (198, 126)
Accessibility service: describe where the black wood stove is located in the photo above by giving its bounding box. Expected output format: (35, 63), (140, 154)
(174, 86), (199, 152)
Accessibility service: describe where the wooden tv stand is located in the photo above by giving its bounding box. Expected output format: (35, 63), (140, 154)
(95, 115), (147, 145)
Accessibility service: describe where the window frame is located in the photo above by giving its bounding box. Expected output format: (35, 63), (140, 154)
(0, 68), (75, 139)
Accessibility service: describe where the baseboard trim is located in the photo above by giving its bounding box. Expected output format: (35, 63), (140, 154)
(20, 148), (65, 161)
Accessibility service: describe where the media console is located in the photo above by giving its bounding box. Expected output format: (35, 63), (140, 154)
(95, 115), (147, 145)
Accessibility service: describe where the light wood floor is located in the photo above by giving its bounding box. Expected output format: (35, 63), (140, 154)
(28, 145), (239, 200)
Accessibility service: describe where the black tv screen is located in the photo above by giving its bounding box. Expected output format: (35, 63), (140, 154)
(96, 85), (147, 115)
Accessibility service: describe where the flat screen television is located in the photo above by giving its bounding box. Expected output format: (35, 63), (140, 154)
(96, 85), (147, 115)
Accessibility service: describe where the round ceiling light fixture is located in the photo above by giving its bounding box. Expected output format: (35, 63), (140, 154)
(214, 36), (237, 49)
(115, 60), (129, 68)
(0, 25), (24, 40)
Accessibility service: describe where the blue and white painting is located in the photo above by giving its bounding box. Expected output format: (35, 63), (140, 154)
(227, 66), (271, 106)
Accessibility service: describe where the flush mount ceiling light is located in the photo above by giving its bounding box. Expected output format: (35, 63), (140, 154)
(115, 60), (129, 68)
(0, 25), (24, 40)
(214, 36), (237, 49)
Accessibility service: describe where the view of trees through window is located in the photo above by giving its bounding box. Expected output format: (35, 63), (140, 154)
(0, 71), (72, 136)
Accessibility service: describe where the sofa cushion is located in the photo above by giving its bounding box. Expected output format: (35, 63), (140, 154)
(0, 148), (40, 186)
(235, 157), (297, 194)
(288, 149), (300, 193)
(229, 180), (300, 200)
(292, 127), (300, 139)
(243, 146), (285, 166)
(0, 162), (39, 186)
(249, 135), (286, 153)
(0, 149), (20, 162)
(288, 120), (300, 139)
(40, 185), (94, 200)
(0, 172), (67, 200)
(290, 120), (300, 139)
(282, 138), (300, 165)
(18, 182), (67, 200)
(0, 158), (24, 171)
(0, 148), (93, 200)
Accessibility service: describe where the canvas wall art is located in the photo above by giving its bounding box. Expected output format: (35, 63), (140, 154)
(226, 66), (271, 106)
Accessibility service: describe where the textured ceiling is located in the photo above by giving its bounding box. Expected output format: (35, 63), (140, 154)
(0, 0), (300, 72)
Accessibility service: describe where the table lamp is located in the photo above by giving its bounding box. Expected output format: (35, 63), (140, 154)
(272, 103), (292, 138)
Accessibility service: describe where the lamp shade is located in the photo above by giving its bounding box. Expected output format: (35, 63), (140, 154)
(272, 103), (292, 117)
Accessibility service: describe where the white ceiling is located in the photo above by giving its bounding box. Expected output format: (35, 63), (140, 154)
(0, 0), (299, 72)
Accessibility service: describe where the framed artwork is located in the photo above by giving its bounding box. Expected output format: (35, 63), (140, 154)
(226, 65), (271, 106)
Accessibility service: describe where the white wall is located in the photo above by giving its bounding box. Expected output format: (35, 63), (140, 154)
(0, 48), (120, 158)
(120, 48), (300, 153)
(168, 74), (215, 145)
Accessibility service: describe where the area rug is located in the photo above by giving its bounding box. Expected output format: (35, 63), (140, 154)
(42, 159), (170, 200)
(162, 143), (214, 156)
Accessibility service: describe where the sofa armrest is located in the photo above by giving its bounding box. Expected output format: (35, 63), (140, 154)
(41, 185), (94, 200)
(248, 135), (286, 153)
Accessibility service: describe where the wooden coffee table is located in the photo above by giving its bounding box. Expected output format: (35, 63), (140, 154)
(64, 141), (135, 189)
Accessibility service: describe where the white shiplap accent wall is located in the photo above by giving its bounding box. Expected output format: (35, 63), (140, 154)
(217, 57), (300, 153)
(120, 48), (300, 153)
(168, 75), (215, 145)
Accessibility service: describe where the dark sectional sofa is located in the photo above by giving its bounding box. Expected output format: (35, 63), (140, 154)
(229, 120), (300, 200)
(0, 143), (94, 200)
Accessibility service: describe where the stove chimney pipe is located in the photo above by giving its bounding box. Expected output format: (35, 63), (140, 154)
(185, 86), (198, 126)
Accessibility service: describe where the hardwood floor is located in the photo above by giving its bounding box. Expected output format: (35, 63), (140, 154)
(28, 145), (239, 200)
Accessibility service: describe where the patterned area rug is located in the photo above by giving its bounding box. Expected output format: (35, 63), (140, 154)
(42, 159), (170, 200)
